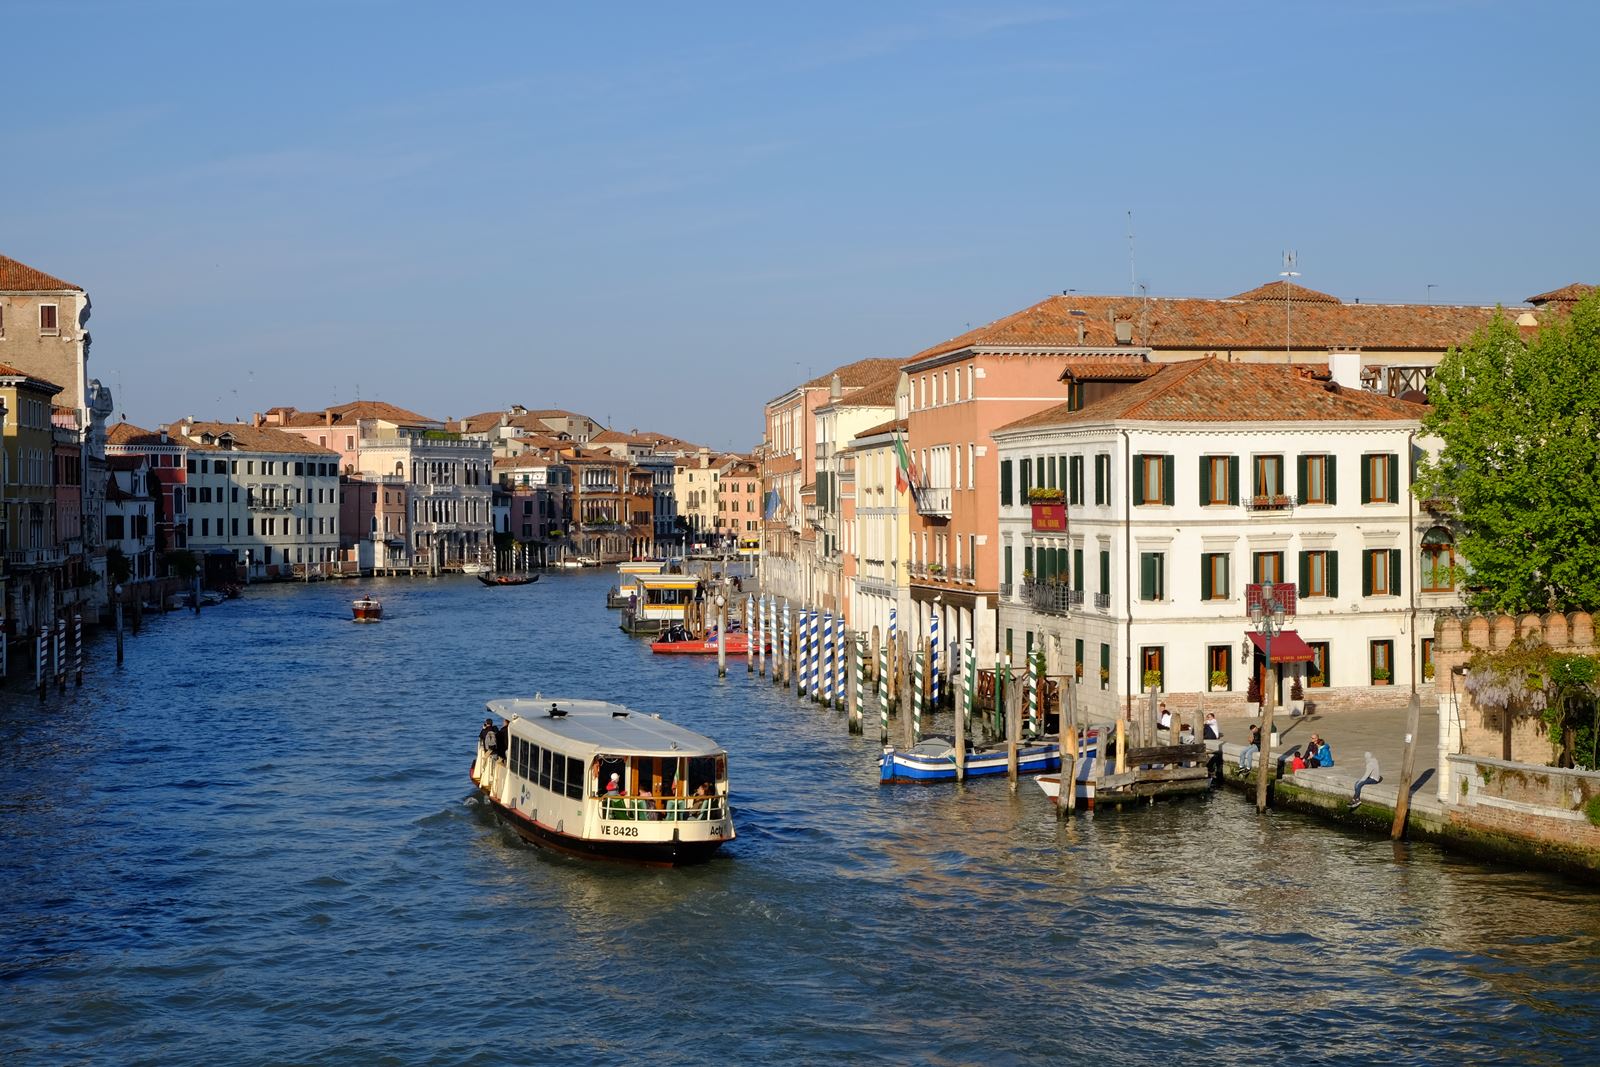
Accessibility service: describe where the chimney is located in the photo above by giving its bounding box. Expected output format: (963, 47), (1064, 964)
(159, 428), (168, 443)
(830, 372), (842, 401)
(1114, 320), (1134, 345)
(1328, 347), (1363, 389)
(325, 409), (335, 426)
(1075, 319), (1086, 344)
(252, 412), (264, 428)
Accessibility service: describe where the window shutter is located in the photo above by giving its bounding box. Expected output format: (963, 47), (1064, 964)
(1024, 545), (1034, 577)
(1132, 456), (1145, 505)
(1000, 461), (1013, 506)
(1327, 550), (1339, 598)
(1201, 555), (1213, 600)
(1326, 455), (1338, 505)
(1140, 553), (1155, 600)
(1074, 548), (1084, 591)
(1005, 546), (1013, 585)
(1099, 550), (1110, 594)
(1298, 551), (1310, 597)
(1021, 458), (1031, 497)
(1163, 455), (1174, 506)
(1199, 456), (1211, 505)
(1360, 456), (1371, 503)
(1390, 548), (1402, 593)
(1069, 457), (1079, 504)
(1387, 454), (1400, 503)
(1228, 456), (1240, 505)
(1296, 455), (1308, 504)
(1220, 553), (1229, 598)
(1362, 550), (1373, 597)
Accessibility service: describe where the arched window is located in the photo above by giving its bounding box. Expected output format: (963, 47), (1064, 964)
(1421, 526), (1455, 592)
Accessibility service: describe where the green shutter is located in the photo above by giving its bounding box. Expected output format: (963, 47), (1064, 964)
(1362, 550), (1373, 597)
(1327, 550), (1339, 598)
(1163, 455), (1174, 506)
(1360, 455), (1371, 503)
(1100, 643), (1109, 673)
(1024, 545), (1034, 577)
(1228, 456), (1240, 505)
(1076, 638), (1084, 669)
(1297, 455), (1308, 504)
(1132, 455), (1145, 506)
(1005, 546), (1013, 585)
(1390, 548), (1402, 594)
(1199, 456), (1211, 505)
(1069, 457), (1080, 504)
(1140, 553), (1155, 600)
(1021, 458), (1031, 497)
(1099, 550), (1110, 594)
(1326, 454), (1338, 505)
(1298, 551), (1310, 597)
(1387, 454), (1400, 503)
(1201, 554), (1213, 600)
(1220, 553), (1229, 598)
(1000, 460), (1012, 506)
(1074, 548), (1084, 591)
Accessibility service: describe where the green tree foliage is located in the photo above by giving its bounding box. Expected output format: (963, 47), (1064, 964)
(1418, 291), (1600, 612)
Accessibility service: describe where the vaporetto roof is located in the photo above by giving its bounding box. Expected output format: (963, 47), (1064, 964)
(488, 697), (724, 758)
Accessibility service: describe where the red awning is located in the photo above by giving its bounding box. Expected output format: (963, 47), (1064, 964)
(1248, 630), (1315, 663)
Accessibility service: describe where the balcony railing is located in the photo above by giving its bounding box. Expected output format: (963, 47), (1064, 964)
(1245, 494), (1293, 512)
(914, 487), (952, 518)
(8, 547), (65, 567)
(955, 565), (974, 582)
(1093, 592), (1111, 610)
(999, 582), (1012, 599)
(1022, 581), (1073, 616)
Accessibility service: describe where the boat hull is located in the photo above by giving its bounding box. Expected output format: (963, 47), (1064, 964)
(352, 599), (382, 622)
(650, 635), (760, 655)
(478, 787), (726, 867)
(478, 574), (536, 586)
(880, 742), (1060, 782)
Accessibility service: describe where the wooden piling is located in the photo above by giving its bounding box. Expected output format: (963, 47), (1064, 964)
(1115, 716), (1127, 775)
(1391, 689), (1423, 839)
(953, 643), (967, 782)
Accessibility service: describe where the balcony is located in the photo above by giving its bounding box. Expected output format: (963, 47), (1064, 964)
(999, 582), (1012, 599)
(955, 564), (974, 583)
(1245, 494), (1293, 512)
(8, 547), (65, 568)
(914, 486), (951, 519)
(1093, 592), (1111, 610)
(1022, 581), (1073, 616)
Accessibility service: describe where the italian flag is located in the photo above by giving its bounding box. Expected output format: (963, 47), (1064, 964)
(893, 432), (918, 494)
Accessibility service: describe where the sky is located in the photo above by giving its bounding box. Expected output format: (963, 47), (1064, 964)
(4, 1), (1595, 451)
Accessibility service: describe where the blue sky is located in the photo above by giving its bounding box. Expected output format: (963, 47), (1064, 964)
(6, 1), (1594, 450)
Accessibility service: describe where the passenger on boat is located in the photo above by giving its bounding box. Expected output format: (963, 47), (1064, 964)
(637, 787), (660, 820)
(480, 718), (499, 755)
(690, 781), (714, 819)
(494, 719), (509, 755)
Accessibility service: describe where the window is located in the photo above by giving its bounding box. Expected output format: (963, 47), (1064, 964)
(1421, 527), (1455, 592)
(1199, 455), (1237, 506)
(1000, 460), (1013, 506)
(1075, 638), (1084, 680)
(1207, 645), (1232, 690)
(1363, 548), (1401, 597)
(1094, 454), (1110, 506)
(1099, 549), (1110, 595)
(1361, 453), (1399, 504)
(1073, 547), (1084, 592)
(1298, 454), (1336, 505)
(1020, 458), (1031, 498)
(1201, 552), (1230, 600)
(346, 435), (356, 451)
(39, 304), (59, 335)
(1308, 641), (1330, 688)
(1252, 454), (1284, 499)
(1370, 640), (1394, 684)
(1099, 643), (1110, 690)
(1140, 647), (1164, 691)
(1134, 454), (1173, 506)
(1252, 551), (1284, 585)
(1139, 551), (1165, 601)
(1298, 550), (1339, 598)
(1069, 455), (1084, 505)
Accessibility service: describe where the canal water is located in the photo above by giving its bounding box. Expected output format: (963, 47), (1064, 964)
(2, 570), (1597, 1066)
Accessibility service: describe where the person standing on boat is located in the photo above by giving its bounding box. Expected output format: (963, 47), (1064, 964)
(480, 718), (499, 755)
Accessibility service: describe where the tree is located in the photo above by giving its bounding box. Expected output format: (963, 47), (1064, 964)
(1417, 291), (1600, 613)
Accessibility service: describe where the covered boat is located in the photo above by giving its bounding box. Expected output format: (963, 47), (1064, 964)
(352, 595), (383, 622)
(879, 736), (1061, 783)
(478, 572), (537, 586)
(649, 623), (760, 655)
(470, 697), (735, 866)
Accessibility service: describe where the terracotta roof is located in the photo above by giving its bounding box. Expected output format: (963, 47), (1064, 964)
(107, 422), (173, 447)
(0, 362), (63, 392)
(908, 291), (1513, 361)
(803, 357), (904, 390)
(1526, 283), (1596, 305)
(1226, 280), (1341, 303)
(591, 429), (662, 447)
(177, 421), (341, 456)
(995, 358), (1424, 433)
(854, 417), (907, 440)
(829, 375), (898, 408)
(457, 411), (510, 432)
(326, 400), (437, 426)
(0, 253), (80, 292)
(1058, 356), (1160, 382)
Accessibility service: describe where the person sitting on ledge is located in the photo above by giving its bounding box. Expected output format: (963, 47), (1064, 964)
(1203, 712), (1221, 741)
(1309, 735), (1333, 768)
(1238, 724), (1262, 772)
(1350, 752), (1382, 807)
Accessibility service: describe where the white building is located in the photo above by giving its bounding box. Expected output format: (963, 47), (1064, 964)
(103, 456), (157, 585)
(992, 358), (1460, 721)
(175, 421), (342, 579)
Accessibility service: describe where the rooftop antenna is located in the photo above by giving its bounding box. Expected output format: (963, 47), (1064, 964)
(1280, 250), (1300, 365)
(1426, 283), (1437, 304)
(1127, 210), (1136, 295)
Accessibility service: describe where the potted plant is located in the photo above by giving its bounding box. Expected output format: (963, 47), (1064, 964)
(1372, 667), (1391, 686)
(1075, 663), (1084, 681)
(1142, 668), (1162, 693)
(1027, 486), (1065, 503)
(1246, 675), (1262, 716)
(1288, 677), (1305, 715)
(1099, 666), (1110, 689)
(1423, 662), (1435, 682)
(1209, 669), (1228, 693)
(928, 562), (945, 576)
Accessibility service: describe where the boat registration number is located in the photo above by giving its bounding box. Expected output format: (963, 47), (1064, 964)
(603, 824), (639, 837)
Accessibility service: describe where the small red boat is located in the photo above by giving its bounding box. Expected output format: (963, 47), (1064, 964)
(650, 625), (763, 655)
(352, 596), (383, 623)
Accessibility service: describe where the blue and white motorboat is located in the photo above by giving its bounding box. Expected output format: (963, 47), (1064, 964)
(879, 737), (1061, 783)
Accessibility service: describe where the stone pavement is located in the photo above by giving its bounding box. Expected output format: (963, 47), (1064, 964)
(1201, 697), (1443, 814)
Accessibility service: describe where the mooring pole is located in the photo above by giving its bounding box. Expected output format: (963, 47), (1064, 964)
(1391, 689), (1423, 839)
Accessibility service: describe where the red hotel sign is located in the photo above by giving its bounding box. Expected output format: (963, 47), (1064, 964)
(1031, 503), (1066, 532)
